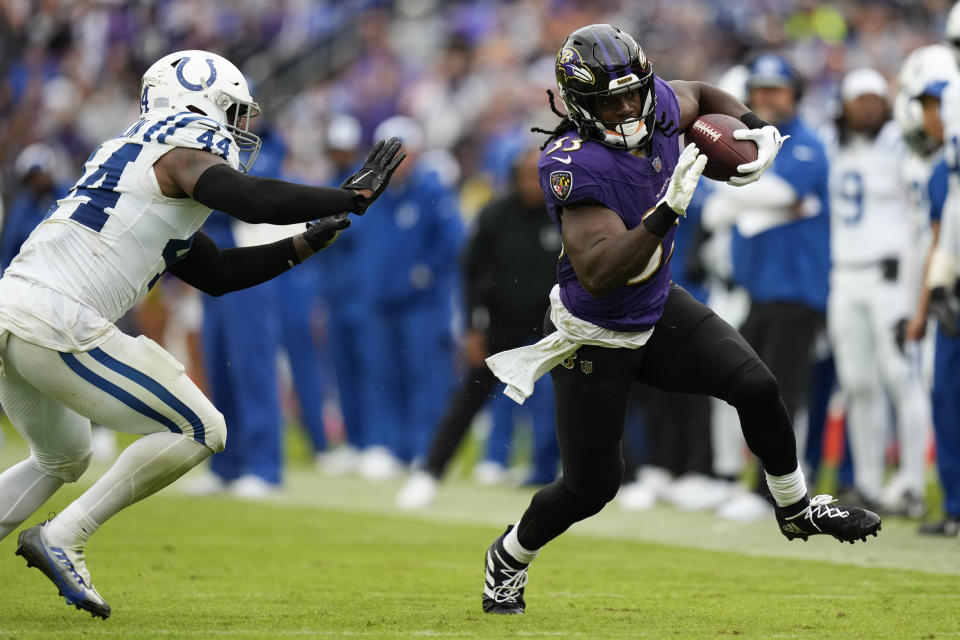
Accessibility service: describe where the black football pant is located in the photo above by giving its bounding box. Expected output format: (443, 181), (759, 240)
(738, 301), (824, 492)
(421, 330), (530, 478)
(515, 285), (798, 550)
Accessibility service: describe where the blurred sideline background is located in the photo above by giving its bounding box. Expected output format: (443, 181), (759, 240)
(0, 0), (954, 525)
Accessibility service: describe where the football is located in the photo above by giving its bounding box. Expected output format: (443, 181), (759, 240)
(686, 113), (759, 181)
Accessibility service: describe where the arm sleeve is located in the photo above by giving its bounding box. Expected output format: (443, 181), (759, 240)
(192, 164), (359, 225)
(167, 230), (301, 297)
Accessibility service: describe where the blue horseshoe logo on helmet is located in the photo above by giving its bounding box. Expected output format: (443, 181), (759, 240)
(175, 57), (218, 91)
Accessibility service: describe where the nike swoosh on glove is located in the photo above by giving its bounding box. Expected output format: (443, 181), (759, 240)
(729, 126), (789, 186)
(340, 137), (407, 214)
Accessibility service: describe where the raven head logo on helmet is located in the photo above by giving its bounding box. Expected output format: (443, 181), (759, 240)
(140, 50), (262, 172)
(554, 24), (656, 151)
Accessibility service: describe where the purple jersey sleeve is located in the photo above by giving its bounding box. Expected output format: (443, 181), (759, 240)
(538, 136), (607, 215)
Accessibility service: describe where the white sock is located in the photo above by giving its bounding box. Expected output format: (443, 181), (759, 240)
(0, 457), (63, 541)
(503, 520), (539, 564)
(45, 503), (100, 547)
(49, 432), (211, 547)
(765, 465), (808, 508)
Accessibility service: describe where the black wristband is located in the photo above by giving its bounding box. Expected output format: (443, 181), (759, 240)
(740, 112), (771, 130)
(642, 203), (679, 237)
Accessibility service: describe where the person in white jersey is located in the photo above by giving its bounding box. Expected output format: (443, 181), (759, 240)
(0, 50), (405, 619)
(827, 68), (930, 511)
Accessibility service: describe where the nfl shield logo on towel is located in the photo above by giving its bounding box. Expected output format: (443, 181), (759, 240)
(550, 170), (573, 200)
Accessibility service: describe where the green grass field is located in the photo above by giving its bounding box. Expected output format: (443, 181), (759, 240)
(0, 421), (958, 639)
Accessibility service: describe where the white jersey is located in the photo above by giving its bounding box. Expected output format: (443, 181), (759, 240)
(829, 121), (911, 267)
(0, 111), (240, 351)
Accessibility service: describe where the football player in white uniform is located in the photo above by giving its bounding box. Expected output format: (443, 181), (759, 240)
(0, 51), (404, 618)
(899, 45), (957, 345)
(826, 69), (930, 511)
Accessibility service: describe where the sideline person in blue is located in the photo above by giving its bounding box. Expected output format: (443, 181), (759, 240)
(358, 116), (464, 477)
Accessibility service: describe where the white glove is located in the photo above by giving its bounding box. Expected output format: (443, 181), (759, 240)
(729, 126), (789, 186)
(659, 143), (707, 216)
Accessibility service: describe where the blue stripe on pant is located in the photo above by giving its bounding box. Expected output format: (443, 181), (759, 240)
(932, 327), (960, 517)
(87, 347), (206, 445)
(58, 352), (201, 442)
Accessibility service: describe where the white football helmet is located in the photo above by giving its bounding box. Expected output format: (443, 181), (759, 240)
(947, 2), (960, 67)
(140, 50), (261, 172)
(899, 44), (957, 99)
(895, 44), (958, 156)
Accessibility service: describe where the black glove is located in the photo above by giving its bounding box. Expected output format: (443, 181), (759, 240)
(931, 284), (960, 338)
(893, 318), (908, 355)
(340, 137), (406, 214)
(304, 213), (351, 252)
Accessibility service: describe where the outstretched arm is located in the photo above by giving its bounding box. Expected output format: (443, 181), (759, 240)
(153, 138), (405, 224)
(168, 218), (349, 296)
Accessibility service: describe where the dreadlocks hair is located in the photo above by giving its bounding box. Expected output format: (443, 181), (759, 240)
(531, 89), (577, 150)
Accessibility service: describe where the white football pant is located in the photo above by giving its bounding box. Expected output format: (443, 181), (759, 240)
(828, 267), (930, 502)
(0, 329), (225, 540)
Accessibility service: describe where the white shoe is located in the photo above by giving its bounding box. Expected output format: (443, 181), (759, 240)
(182, 471), (227, 497)
(618, 466), (672, 511)
(663, 474), (732, 511)
(16, 523), (111, 618)
(395, 470), (439, 510)
(359, 446), (402, 480)
(618, 481), (657, 511)
(473, 460), (507, 486)
(316, 445), (360, 476)
(716, 489), (774, 522)
(229, 474), (280, 500)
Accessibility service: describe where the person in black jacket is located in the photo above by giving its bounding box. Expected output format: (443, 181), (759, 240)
(396, 146), (561, 509)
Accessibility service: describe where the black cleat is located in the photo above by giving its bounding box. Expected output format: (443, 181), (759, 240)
(775, 494), (881, 543)
(482, 526), (529, 615)
(15, 523), (111, 619)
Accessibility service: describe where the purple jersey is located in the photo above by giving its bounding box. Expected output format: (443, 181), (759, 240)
(538, 76), (682, 332)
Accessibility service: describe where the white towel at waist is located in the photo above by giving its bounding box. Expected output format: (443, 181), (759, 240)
(485, 285), (654, 404)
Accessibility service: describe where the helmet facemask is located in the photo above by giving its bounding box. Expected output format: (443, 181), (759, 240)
(217, 92), (262, 173)
(554, 26), (658, 152)
(562, 65), (656, 151)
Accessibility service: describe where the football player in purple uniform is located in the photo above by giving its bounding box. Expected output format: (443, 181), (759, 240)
(481, 24), (881, 615)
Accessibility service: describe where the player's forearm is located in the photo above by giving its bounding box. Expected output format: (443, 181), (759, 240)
(575, 222), (665, 298)
(169, 231), (305, 296)
(192, 165), (359, 225)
